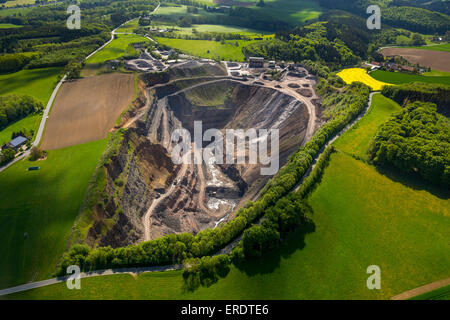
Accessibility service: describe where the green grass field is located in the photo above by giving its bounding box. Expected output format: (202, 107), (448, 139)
(156, 37), (252, 61)
(407, 43), (450, 52)
(422, 70), (450, 77)
(333, 94), (401, 161)
(0, 67), (62, 103)
(252, 0), (322, 24)
(153, 1), (321, 25)
(2, 0), (35, 7)
(0, 23), (22, 28)
(411, 285), (450, 300)
(85, 34), (149, 65)
(153, 5), (220, 20)
(156, 24), (272, 37)
(8, 151), (449, 300)
(370, 70), (450, 85)
(115, 19), (139, 34)
(0, 138), (108, 290)
(0, 113), (41, 145)
(0, 7), (33, 17)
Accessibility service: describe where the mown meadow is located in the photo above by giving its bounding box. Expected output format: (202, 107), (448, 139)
(0, 139), (107, 289)
(370, 70), (450, 86)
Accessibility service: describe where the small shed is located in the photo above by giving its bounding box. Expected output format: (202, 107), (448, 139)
(7, 136), (27, 150)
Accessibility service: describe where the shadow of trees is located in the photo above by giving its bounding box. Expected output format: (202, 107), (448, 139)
(375, 165), (449, 200)
(233, 220), (316, 277)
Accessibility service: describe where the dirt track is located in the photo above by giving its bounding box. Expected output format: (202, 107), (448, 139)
(380, 48), (450, 72)
(391, 277), (450, 300)
(41, 73), (135, 150)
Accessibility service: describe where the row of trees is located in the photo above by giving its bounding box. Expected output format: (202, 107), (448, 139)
(236, 194), (311, 259)
(0, 52), (39, 73)
(0, 94), (43, 130)
(0, 147), (15, 166)
(368, 101), (449, 188)
(382, 83), (450, 117)
(183, 255), (230, 291)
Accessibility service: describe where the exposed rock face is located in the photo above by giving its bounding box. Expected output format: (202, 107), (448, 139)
(86, 128), (179, 248)
(89, 66), (313, 246)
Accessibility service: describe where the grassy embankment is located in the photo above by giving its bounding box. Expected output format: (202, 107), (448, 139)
(0, 139), (108, 290)
(8, 94), (449, 300)
(333, 94), (401, 160)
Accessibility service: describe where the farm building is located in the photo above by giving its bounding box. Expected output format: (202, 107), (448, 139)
(7, 136), (27, 150)
(249, 57), (264, 68)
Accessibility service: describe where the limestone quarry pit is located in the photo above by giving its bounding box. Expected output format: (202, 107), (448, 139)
(86, 61), (318, 248)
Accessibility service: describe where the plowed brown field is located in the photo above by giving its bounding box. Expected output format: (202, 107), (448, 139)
(381, 47), (450, 72)
(41, 73), (134, 150)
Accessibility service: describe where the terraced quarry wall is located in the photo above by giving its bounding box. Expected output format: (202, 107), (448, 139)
(84, 71), (312, 247)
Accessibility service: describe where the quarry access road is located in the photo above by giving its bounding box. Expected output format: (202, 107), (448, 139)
(164, 76), (318, 141)
(142, 153), (190, 241)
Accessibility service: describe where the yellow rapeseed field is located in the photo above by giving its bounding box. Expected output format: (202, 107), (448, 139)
(337, 68), (391, 91)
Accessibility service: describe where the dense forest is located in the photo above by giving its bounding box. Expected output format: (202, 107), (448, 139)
(368, 101), (450, 188)
(319, 0), (450, 33)
(243, 19), (364, 68)
(382, 83), (450, 117)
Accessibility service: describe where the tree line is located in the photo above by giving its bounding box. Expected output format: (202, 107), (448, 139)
(368, 101), (449, 188)
(382, 82), (450, 117)
(0, 94), (43, 130)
